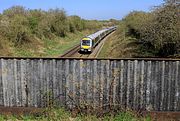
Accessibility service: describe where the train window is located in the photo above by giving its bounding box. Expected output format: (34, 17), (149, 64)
(82, 40), (90, 46)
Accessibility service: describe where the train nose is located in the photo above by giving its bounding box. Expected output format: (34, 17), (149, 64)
(82, 46), (90, 49)
(81, 46), (91, 52)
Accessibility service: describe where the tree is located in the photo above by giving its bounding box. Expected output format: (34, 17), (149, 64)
(123, 11), (152, 39)
(142, 0), (179, 56)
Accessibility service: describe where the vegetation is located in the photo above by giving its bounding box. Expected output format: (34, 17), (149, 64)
(0, 108), (150, 121)
(141, 0), (179, 56)
(0, 1), (179, 58)
(0, 6), (107, 57)
(100, 0), (179, 58)
(98, 20), (140, 58)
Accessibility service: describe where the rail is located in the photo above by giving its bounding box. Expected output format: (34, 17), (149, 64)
(60, 44), (80, 57)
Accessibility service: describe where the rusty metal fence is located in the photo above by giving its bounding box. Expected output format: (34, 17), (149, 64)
(0, 58), (179, 111)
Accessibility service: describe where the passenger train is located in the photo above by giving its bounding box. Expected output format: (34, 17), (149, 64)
(80, 26), (117, 53)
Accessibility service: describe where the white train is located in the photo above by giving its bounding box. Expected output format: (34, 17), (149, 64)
(80, 26), (117, 53)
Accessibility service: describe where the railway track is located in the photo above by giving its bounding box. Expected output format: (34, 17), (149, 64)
(60, 31), (115, 58)
(60, 45), (91, 58)
(60, 44), (81, 57)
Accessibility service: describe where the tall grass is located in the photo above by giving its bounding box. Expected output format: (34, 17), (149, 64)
(0, 108), (150, 121)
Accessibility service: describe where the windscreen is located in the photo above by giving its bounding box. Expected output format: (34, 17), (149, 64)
(82, 40), (90, 46)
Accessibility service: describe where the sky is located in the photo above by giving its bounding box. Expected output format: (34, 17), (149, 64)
(0, 0), (164, 20)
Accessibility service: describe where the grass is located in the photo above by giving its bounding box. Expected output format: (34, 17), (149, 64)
(43, 31), (89, 57)
(8, 30), (92, 57)
(0, 108), (151, 121)
(98, 32), (115, 58)
(98, 31), (138, 58)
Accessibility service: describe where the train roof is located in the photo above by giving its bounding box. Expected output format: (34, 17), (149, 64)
(86, 26), (116, 40)
(87, 29), (108, 40)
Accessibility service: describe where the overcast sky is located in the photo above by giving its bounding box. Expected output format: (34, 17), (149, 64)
(0, 0), (164, 20)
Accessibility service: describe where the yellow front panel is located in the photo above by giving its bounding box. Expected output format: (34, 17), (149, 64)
(82, 45), (90, 49)
(82, 38), (91, 41)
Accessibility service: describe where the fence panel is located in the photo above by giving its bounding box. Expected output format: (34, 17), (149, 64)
(0, 58), (179, 111)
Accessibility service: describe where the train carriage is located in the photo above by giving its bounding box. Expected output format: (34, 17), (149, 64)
(80, 26), (117, 53)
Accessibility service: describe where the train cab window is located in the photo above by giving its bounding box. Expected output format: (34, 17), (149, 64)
(82, 40), (90, 46)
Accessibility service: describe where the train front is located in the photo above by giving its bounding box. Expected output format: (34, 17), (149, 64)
(80, 37), (92, 53)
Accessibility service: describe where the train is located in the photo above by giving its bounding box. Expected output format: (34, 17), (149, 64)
(80, 26), (117, 53)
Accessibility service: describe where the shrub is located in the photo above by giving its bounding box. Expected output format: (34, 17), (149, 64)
(141, 0), (180, 56)
(3, 6), (27, 18)
(8, 15), (31, 45)
(49, 9), (69, 37)
(68, 16), (85, 32)
(114, 0), (179, 57)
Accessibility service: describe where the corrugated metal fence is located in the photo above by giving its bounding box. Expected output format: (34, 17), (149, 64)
(0, 58), (179, 111)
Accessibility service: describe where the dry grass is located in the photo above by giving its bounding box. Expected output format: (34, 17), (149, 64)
(98, 31), (138, 58)
(0, 35), (13, 56)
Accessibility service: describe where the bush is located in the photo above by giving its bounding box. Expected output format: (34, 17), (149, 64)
(114, 0), (179, 57)
(0, 6), (32, 46)
(141, 0), (180, 56)
(3, 6), (27, 18)
(48, 9), (69, 37)
(123, 11), (153, 39)
(68, 16), (85, 32)
(8, 15), (31, 45)
(84, 20), (103, 31)
(28, 9), (52, 39)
